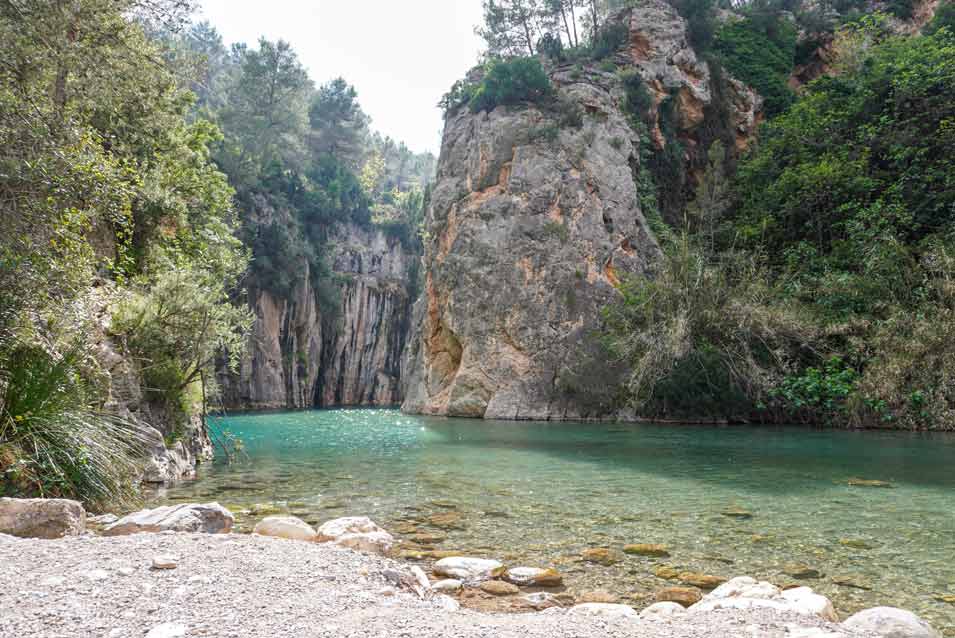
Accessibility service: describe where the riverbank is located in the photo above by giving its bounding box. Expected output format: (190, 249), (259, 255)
(0, 531), (887, 638)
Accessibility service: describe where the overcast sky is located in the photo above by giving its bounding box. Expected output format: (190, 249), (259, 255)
(196, 0), (485, 155)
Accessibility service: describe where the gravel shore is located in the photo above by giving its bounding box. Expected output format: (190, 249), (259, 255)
(0, 532), (872, 638)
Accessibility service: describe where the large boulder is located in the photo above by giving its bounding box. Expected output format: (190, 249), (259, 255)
(0, 497), (86, 539)
(316, 516), (394, 555)
(103, 503), (233, 536)
(842, 607), (941, 638)
(432, 557), (505, 581)
(689, 576), (838, 622)
(253, 516), (317, 542)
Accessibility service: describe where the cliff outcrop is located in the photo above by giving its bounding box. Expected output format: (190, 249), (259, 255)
(401, 0), (761, 420)
(221, 223), (415, 410)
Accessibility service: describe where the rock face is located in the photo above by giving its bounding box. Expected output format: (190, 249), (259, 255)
(102, 503), (233, 536)
(400, 72), (660, 420)
(401, 0), (761, 420)
(221, 223), (415, 410)
(0, 498), (86, 539)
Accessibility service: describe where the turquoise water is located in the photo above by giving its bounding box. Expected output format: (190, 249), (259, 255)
(152, 409), (955, 632)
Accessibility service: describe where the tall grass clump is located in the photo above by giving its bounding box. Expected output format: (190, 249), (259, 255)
(0, 343), (152, 510)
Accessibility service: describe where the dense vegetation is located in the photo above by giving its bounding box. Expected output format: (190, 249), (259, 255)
(0, 0), (249, 506)
(0, 0), (434, 507)
(607, 13), (955, 429)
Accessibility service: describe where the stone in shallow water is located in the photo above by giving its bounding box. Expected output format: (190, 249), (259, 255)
(839, 538), (874, 550)
(104, 503), (233, 536)
(832, 575), (872, 591)
(253, 516), (317, 542)
(678, 572), (727, 589)
(0, 497), (86, 539)
(581, 547), (620, 565)
(934, 594), (955, 604)
(428, 511), (465, 530)
(721, 507), (754, 519)
(577, 591), (619, 604)
(504, 567), (563, 587)
(655, 587), (703, 607)
(784, 564), (823, 579)
(479, 580), (520, 596)
(842, 607), (941, 638)
(623, 543), (670, 557)
(653, 565), (680, 580)
(847, 478), (893, 488)
(433, 557), (504, 581)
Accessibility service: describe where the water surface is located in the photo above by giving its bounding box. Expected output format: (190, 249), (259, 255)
(151, 409), (955, 632)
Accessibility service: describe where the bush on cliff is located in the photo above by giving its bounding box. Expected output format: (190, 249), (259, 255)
(469, 57), (553, 113)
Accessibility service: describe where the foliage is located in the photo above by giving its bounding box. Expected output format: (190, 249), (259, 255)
(603, 237), (822, 420)
(925, 2), (955, 35)
(590, 22), (629, 59)
(769, 357), (858, 423)
(713, 16), (797, 116)
(671, 0), (718, 51)
(0, 342), (152, 509)
(469, 57), (554, 113)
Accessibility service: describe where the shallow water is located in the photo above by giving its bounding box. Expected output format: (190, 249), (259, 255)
(151, 408), (955, 632)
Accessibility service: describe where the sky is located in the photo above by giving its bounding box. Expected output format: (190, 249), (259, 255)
(196, 0), (485, 155)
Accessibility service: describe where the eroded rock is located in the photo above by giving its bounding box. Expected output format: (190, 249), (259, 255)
(253, 516), (317, 542)
(103, 503), (233, 536)
(316, 517), (394, 555)
(432, 557), (504, 581)
(504, 567), (563, 587)
(0, 497), (85, 539)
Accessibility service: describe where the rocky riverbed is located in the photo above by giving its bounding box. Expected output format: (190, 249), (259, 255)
(0, 531), (877, 638)
(0, 499), (942, 638)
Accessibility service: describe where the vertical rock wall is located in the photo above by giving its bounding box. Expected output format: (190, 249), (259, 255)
(220, 223), (415, 410)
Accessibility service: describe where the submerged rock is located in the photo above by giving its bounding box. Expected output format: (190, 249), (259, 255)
(253, 516), (318, 542)
(839, 538), (874, 550)
(678, 572), (727, 589)
(316, 517), (394, 555)
(479, 580), (519, 596)
(655, 587), (703, 607)
(847, 478), (893, 488)
(581, 547), (620, 566)
(504, 567), (563, 587)
(104, 503), (233, 536)
(623, 543), (670, 557)
(0, 497), (85, 539)
(432, 557), (504, 581)
(784, 564), (823, 579)
(842, 607), (940, 638)
(577, 591), (619, 604)
(427, 511), (465, 530)
(653, 565), (680, 580)
(721, 507), (754, 519)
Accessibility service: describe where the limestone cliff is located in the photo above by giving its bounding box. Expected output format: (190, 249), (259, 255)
(221, 223), (415, 410)
(401, 0), (760, 420)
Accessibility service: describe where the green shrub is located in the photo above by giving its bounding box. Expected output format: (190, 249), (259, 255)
(713, 17), (796, 116)
(469, 57), (553, 113)
(924, 2), (955, 35)
(769, 357), (859, 423)
(0, 344), (151, 509)
(542, 220), (570, 243)
(591, 22), (629, 60)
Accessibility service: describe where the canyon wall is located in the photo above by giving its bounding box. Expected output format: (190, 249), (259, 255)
(400, 0), (760, 420)
(220, 223), (416, 410)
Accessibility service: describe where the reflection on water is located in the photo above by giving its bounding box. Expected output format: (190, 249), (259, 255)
(151, 408), (955, 631)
